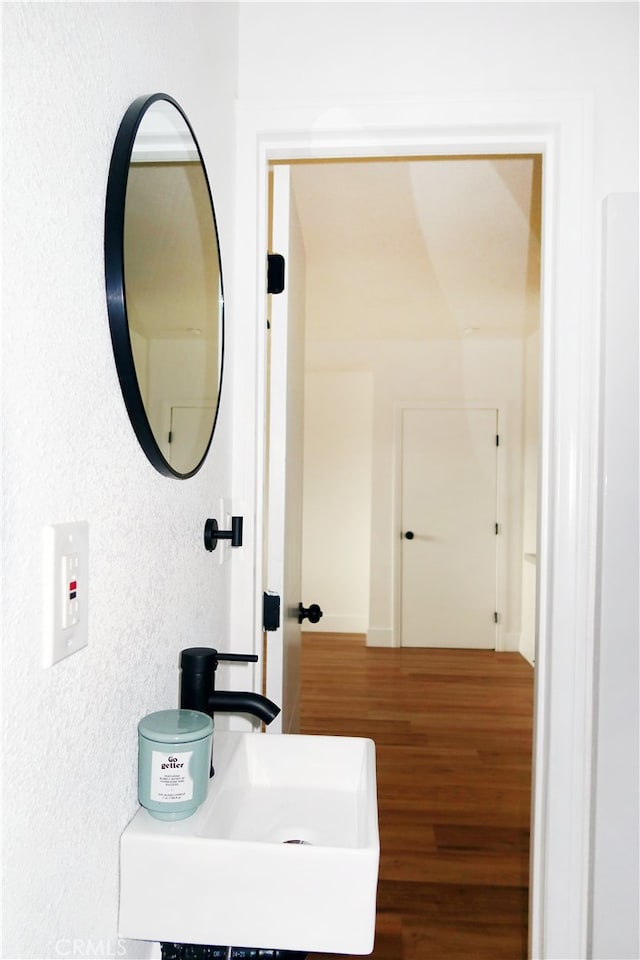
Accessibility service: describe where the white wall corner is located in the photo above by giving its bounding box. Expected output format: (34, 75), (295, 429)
(503, 632), (521, 653)
(366, 627), (394, 648)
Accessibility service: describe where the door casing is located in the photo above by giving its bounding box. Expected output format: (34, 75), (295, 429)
(233, 95), (597, 960)
(264, 164), (305, 735)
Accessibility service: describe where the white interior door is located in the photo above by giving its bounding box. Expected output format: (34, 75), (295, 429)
(264, 165), (306, 733)
(168, 404), (215, 474)
(401, 407), (498, 648)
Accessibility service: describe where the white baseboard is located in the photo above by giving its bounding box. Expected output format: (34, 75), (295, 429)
(503, 631), (521, 652)
(304, 615), (367, 634)
(366, 627), (394, 647)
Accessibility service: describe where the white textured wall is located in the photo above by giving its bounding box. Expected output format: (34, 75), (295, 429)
(2, 4), (238, 958)
(238, 3), (636, 192)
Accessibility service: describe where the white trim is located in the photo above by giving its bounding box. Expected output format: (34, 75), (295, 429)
(393, 400), (504, 652)
(232, 95), (597, 960)
(366, 627), (394, 648)
(304, 615), (368, 634)
(504, 632), (522, 654)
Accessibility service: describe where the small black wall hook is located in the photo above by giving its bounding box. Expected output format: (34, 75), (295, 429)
(204, 516), (243, 551)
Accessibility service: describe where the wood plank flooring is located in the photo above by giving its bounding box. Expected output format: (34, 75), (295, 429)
(299, 633), (534, 960)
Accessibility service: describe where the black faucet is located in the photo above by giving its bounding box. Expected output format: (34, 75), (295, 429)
(179, 647), (280, 776)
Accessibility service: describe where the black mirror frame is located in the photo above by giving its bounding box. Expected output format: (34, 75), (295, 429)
(104, 92), (224, 479)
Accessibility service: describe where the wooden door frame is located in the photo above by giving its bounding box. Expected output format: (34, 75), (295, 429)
(394, 401), (503, 651)
(233, 95), (597, 960)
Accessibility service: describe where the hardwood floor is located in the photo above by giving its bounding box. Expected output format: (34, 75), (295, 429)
(299, 633), (534, 960)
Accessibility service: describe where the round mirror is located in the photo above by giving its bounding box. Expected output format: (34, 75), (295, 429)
(105, 93), (224, 478)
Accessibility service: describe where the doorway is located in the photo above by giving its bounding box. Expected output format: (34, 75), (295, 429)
(278, 156), (540, 660)
(264, 151), (540, 956)
(234, 93), (597, 960)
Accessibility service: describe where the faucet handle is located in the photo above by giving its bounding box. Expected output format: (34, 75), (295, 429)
(215, 652), (258, 665)
(180, 647), (217, 673)
(180, 647), (258, 674)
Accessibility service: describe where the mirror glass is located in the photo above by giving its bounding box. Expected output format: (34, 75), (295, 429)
(105, 94), (224, 477)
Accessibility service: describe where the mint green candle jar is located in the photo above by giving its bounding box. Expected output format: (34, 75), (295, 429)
(138, 709), (213, 821)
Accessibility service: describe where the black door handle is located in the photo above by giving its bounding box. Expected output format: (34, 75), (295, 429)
(404, 531), (415, 540)
(298, 602), (323, 624)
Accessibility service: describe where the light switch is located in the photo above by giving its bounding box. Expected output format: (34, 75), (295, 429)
(61, 552), (80, 629)
(43, 522), (89, 667)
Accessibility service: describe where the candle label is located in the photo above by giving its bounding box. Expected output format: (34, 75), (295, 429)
(150, 750), (194, 802)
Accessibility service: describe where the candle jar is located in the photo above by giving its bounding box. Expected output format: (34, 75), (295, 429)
(138, 709), (213, 821)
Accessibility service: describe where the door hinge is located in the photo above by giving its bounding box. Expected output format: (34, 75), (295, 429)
(263, 591), (280, 631)
(494, 611), (499, 624)
(496, 434), (500, 446)
(267, 253), (285, 295)
(168, 431), (172, 444)
(495, 522), (499, 535)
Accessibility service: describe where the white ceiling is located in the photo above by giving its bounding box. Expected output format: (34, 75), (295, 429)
(290, 156), (541, 341)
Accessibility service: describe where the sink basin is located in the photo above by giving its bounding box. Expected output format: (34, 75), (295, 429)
(119, 731), (379, 954)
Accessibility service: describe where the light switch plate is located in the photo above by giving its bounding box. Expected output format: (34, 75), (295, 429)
(43, 522), (89, 667)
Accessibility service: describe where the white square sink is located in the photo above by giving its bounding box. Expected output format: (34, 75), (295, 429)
(119, 731), (379, 954)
